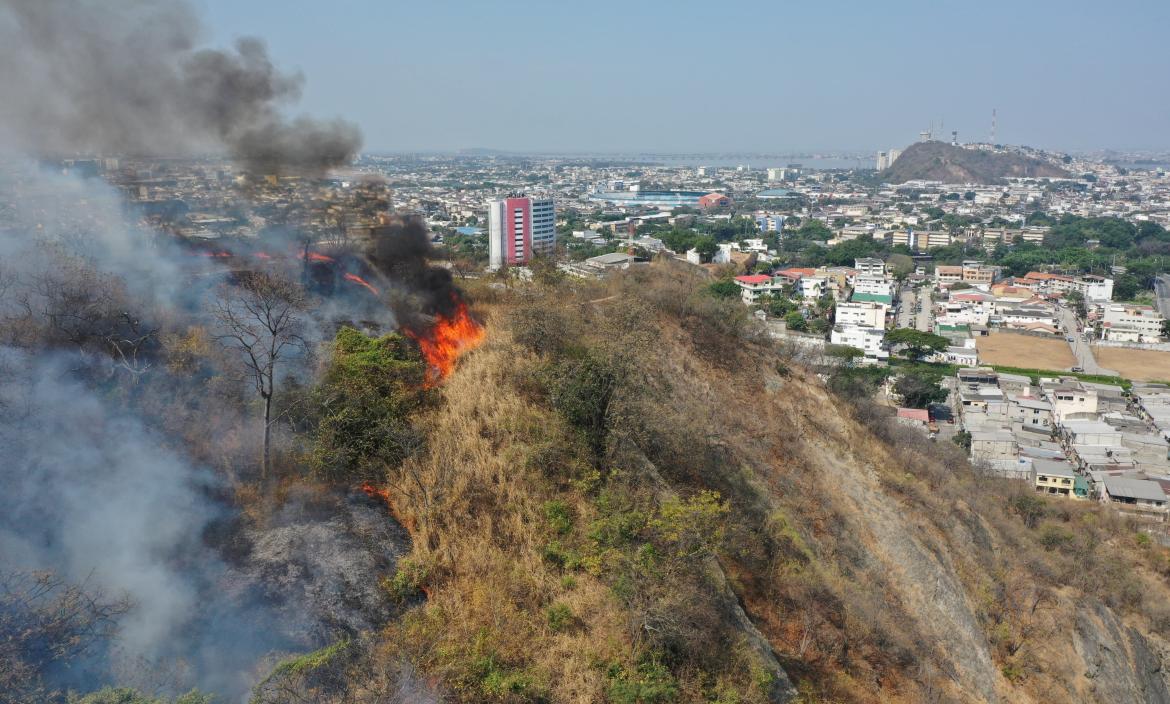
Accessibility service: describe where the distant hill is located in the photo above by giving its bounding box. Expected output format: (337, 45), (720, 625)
(881, 141), (1071, 184)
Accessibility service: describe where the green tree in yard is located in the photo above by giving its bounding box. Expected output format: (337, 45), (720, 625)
(785, 310), (807, 332)
(825, 344), (864, 364)
(693, 235), (718, 262)
(885, 327), (949, 361)
(1065, 290), (1086, 319)
(796, 220), (832, 240)
(886, 253), (915, 279)
(759, 293), (793, 317)
(808, 318), (830, 335)
(893, 371), (948, 409)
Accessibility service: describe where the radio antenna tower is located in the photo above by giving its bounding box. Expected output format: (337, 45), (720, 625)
(990, 109), (997, 144)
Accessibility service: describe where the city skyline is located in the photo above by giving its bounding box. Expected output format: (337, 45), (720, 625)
(199, 0), (1170, 154)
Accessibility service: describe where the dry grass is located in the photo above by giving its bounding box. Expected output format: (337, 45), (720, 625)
(376, 331), (631, 703)
(361, 265), (1170, 704)
(1091, 346), (1170, 381)
(976, 331), (1076, 369)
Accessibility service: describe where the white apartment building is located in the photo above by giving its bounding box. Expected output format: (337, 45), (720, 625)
(835, 301), (887, 328)
(1101, 304), (1166, 343)
(854, 257), (888, 278)
(1022, 273), (1114, 302)
(797, 275), (829, 300)
(830, 325), (888, 361)
(851, 275), (896, 304)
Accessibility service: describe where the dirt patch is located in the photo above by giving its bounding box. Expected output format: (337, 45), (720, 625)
(1091, 347), (1170, 382)
(976, 331), (1076, 370)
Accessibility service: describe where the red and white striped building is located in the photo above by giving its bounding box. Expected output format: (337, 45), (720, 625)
(487, 195), (556, 268)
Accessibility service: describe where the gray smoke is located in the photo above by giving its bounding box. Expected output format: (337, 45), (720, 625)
(0, 168), (409, 700)
(0, 0), (361, 173)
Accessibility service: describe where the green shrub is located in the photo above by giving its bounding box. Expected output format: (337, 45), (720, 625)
(546, 602), (574, 632)
(383, 558), (428, 602)
(1038, 525), (1074, 552)
(543, 500), (573, 535)
(310, 328), (427, 482)
(606, 660), (679, 704)
(547, 354), (617, 458)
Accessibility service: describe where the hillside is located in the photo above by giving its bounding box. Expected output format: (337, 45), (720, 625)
(340, 263), (1170, 703)
(9, 247), (1170, 704)
(881, 141), (1072, 184)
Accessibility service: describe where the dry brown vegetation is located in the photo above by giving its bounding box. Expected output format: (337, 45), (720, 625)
(9, 247), (1170, 703)
(362, 261), (1170, 704)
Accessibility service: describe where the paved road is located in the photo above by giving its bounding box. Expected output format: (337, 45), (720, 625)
(896, 286), (915, 328)
(895, 284), (933, 331)
(1056, 305), (1118, 376)
(1155, 274), (1170, 320)
(916, 284), (933, 331)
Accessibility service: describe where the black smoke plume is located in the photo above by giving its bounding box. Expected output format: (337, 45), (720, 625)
(0, 0), (361, 173)
(366, 217), (463, 324)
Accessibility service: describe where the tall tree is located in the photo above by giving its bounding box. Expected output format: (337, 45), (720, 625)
(893, 372), (948, 408)
(885, 328), (949, 362)
(214, 272), (305, 480)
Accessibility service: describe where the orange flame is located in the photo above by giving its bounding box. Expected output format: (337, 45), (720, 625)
(302, 251), (334, 263)
(253, 251), (273, 260)
(405, 298), (485, 387)
(343, 272), (380, 295)
(361, 482), (392, 503)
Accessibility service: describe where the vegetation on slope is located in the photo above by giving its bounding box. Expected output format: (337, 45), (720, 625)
(348, 261), (1170, 701)
(14, 251), (1170, 703)
(271, 260), (1170, 703)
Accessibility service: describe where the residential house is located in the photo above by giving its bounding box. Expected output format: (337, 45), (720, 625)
(1100, 477), (1169, 521)
(830, 325), (888, 361)
(1033, 460), (1085, 499)
(1101, 305), (1166, 343)
(835, 301), (887, 328)
(733, 274), (784, 304)
(852, 275), (895, 305)
(971, 430), (1019, 462)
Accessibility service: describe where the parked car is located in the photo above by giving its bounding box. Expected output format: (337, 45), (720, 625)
(1071, 366), (1084, 372)
(1066, 336), (1075, 342)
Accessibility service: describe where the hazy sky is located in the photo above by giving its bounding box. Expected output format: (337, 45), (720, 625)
(198, 0), (1170, 154)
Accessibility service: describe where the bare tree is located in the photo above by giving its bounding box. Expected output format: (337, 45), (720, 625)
(105, 311), (159, 384)
(0, 570), (132, 703)
(214, 271), (305, 480)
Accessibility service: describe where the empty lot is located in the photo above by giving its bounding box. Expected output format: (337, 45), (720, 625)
(976, 332), (1076, 370)
(1092, 347), (1170, 382)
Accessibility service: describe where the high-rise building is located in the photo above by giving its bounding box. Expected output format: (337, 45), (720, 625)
(487, 195), (556, 268)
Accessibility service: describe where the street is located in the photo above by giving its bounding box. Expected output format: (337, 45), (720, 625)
(1155, 274), (1170, 320)
(1056, 305), (1117, 376)
(895, 283), (932, 331)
